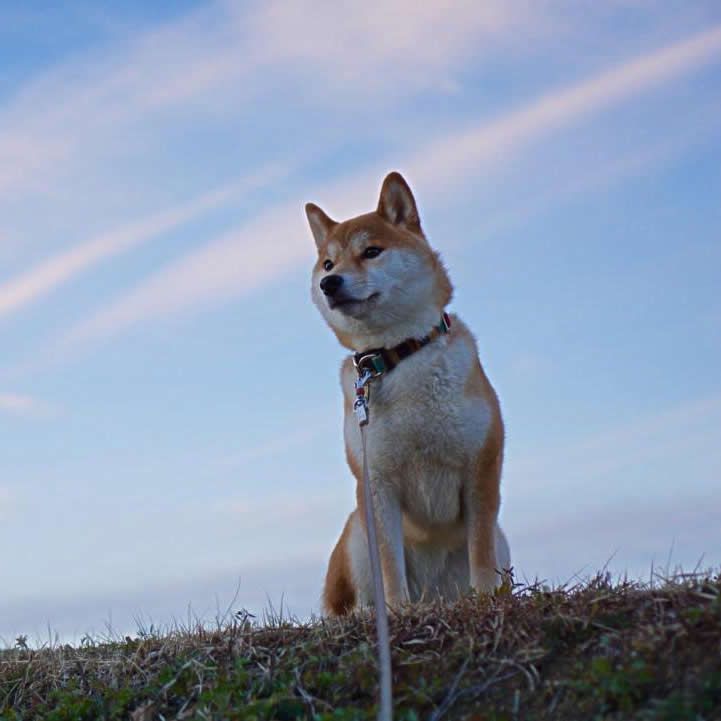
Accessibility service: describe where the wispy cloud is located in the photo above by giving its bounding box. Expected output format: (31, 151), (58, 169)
(471, 96), (721, 243)
(57, 202), (309, 348)
(0, 4), (236, 198)
(57, 25), (721, 348)
(0, 1), (545, 204)
(0, 165), (286, 320)
(504, 391), (721, 580)
(504, 391), (721, 543)
(405, 24), (721, 191)
(512, 490), (720, 583)
(0, 392), (54, 419)
(246, 0), (544, 94)
(0, 557), (324, 642)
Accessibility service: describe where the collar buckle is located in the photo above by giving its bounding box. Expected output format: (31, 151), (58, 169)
(353, 351), (387, 378)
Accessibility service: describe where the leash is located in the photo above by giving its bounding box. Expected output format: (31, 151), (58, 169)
(354, 370), (393, 721)
(350, 313), (452, 721)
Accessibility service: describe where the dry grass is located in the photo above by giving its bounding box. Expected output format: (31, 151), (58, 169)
(2, 572), (720, 720)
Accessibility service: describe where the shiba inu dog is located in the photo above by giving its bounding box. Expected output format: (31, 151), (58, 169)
(306, 172), (510, 616)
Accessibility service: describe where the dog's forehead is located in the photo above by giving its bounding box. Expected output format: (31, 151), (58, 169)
(325, 214), (390, 254)
(319, 212), (426, 260)
(326, 230), (368, 256)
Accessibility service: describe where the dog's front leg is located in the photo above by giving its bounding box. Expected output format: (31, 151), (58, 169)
(464, 458), (502, 594)
(362, 478), (409, 607)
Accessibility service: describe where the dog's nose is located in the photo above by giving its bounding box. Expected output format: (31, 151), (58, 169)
(320, 274), (344, 296)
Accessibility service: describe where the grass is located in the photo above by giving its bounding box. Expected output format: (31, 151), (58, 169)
(1, 572), (720, 720)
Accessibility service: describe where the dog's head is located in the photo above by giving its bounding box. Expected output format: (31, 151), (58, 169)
(306, 172), (452, 351)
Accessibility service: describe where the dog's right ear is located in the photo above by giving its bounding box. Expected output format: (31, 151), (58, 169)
(305, 203), (337, 250)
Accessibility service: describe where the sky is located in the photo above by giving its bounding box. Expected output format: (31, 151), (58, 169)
(1, 1), (720, 644)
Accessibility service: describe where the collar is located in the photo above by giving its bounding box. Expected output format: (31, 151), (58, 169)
(353, 312), (452, 378)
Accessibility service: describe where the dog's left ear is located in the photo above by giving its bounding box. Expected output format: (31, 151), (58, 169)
(377, 171), (421, 233)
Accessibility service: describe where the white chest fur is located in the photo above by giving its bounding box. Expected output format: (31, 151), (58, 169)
(343, 325), (492, 534)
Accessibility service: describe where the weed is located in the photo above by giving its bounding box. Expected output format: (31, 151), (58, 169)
(1, 572), (720, 720)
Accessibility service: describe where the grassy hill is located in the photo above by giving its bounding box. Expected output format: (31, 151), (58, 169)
(2, 573), (720, 720)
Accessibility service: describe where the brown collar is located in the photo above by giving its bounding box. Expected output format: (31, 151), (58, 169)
(353, 312), (452, 378)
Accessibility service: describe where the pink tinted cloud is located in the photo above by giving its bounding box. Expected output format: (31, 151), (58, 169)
(0, 392), (55, 418)
(0, 166), (286, 320)
(58, 25), (721, 346)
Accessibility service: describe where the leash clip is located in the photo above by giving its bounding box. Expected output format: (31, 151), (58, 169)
(353, 369), (374, 426)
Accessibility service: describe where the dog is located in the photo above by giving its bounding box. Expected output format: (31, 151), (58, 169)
(306, 172), (510, 615)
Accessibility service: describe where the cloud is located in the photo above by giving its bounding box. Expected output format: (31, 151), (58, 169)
(507, 392), (721, 496)
(0, 4), (238, 198)
(0, 392), (54, 419)
(503, 391), (721, 580)
(56, 25), (721, 347)
(0, 165), (286, 320)
(403, 24), (721, 191)
(4, 392), (719, 641)
(0, 557), (324, 644)
(0, 475), (340, 616)
(0, 0), (546, 203)
(246, 0), (542, 94)
(468, 97), (721, 242)
(511, 491), (721, 584)
(58, 202), (312, 348)
(0, 1), (555, 321)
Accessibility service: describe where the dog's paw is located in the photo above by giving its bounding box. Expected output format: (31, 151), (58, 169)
(384, 585), (411, 611)
(472, 567), (502, 594)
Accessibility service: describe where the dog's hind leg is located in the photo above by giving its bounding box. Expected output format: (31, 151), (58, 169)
(323, 512), (357, 616)
(323, 510), (375, 615)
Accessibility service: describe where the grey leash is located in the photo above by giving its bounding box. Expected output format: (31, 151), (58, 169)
(355, 370), (393, 721)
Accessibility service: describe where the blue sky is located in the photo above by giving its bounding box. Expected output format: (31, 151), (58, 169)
(1, 1), (720, 643)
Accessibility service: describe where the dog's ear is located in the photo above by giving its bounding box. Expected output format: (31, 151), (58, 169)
(377, 172), (421, 232)
(305, 203), (337, 249)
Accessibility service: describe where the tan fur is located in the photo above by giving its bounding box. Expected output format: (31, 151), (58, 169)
(311, 213), (453, 351)
(308, 172), (510, 615)
(323, 511), (357, 616)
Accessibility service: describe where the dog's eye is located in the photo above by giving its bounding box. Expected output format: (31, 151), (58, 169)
(363, 246), (383, 259)
(323, 259), (334, 271)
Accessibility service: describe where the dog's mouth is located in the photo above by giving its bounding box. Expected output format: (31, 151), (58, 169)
(328, 292), (380, 313)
